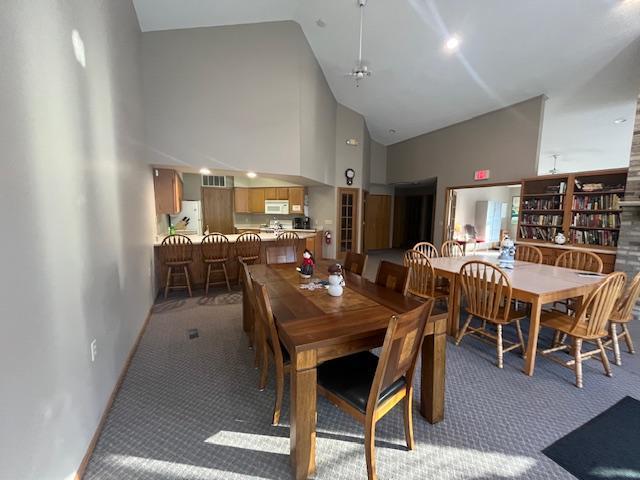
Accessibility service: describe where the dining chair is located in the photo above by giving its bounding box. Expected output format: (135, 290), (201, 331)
(555, 250), (603, 273)
(515, 244), (543, 264)
(252, 278), (290, 425)
(403, 249), (448, 304)
(455, 260), (527, 369)
(317, 299), (435, 480)
(201, 233), (231, 294)
(266, 245), (297, 265)
(413, 241), (439, 259)
(539, 272), (626, 388)
(275, 231), (300, 251)
(606, 272), (640, 366)
(160, 234), (194, 299)
(344, 251), (368, 276)
(239, 259), (259, 363)
(441, 240), (464, 257)
(375, 261), (410, 295)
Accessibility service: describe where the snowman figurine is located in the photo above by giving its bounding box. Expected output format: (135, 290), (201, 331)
(327, 264), (345, 297)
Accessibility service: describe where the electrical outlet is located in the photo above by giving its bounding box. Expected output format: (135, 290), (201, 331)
(90, 339), (97, 362)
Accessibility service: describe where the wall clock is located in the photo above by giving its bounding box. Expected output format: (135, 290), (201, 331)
(345, 168), (355, 185)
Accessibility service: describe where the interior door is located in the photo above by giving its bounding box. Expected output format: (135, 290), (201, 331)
(201, 187), (234, 234)
(364, 194), (392, 252)
(337, 188), (359, 259)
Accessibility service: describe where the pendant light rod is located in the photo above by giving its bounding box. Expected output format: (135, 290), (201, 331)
(358, 0), (364, 64)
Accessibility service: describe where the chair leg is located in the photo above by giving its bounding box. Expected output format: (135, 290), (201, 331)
(551, 330), (562, 348)
(258, 334), (269, 390)
(622, 324), (635, 354)
(164, 266), (172, 299)
(574, 338), (583, 388)
(183, 265), (192, 297)
(272, 361), (284, 426)
(205, 264), (211, 296)
(364, 418), (377, 480)
(597, 338), (612, 377)
(610, 323), (622, 366)
(515, 320), (526, 358)
(403, 387), (415, 450)
(222, 263), (231, 292)
(455, 315), (473, 346)
(496, 324), (504, 369)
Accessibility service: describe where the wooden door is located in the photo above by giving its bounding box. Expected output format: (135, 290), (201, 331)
(234, 188), (250, 213)
(202, 188), (234, 234)
(393, 196), (407, 248)
(337, 188), (359, 259)
(363, 194), (392, 252)
(249, 188), (265, 213)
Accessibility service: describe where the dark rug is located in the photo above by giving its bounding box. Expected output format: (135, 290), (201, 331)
(543, 396), (640, 480)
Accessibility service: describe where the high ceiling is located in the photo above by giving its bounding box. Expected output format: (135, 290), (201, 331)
(133, 0), (640, 146)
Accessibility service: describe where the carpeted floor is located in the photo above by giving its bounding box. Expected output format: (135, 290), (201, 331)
(84, 255), (640, 480)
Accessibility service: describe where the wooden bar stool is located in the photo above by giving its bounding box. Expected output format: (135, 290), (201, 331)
(160, 234), (193, 299)
(202, 233), (231, 294)
(275, 231), (300, 251)
(235, 232), (262, 282)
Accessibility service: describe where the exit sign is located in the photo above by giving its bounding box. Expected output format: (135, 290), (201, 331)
(474, 169), (490, 181)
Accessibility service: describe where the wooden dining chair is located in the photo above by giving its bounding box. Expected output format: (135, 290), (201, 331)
(515, 244), (543, 264)
(403, 249), (448, 303)
(413, 241), (439, 259)
(201, 233), (231, 294)
(266, 245), (296, 265)
(317, 300), (434, 480)
(440, 240), (464, 257)
(455, 261), (527, 369)
(375, 261), (410, 295)
(275, 231), (300, 251)
(160, 234), (194, 299)
(606, 272), (640, 366)
(344, 251), (368, 276)
(239, 259), (258, 363)
(539, 272), (626, 388)
(252, 278), (290, 425)
(555, 250), (603, 273)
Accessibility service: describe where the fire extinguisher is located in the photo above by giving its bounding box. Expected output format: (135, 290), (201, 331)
(324, 231), (332, 245)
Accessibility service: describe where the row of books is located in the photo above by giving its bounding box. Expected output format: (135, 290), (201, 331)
(572, 194), (621, 211)
(520, 214), (563, 226)
(570, 229), (619, 247)
(519, 226), (560, 241)
(522, 198), (563, 210)
(571, 213), (620, 229)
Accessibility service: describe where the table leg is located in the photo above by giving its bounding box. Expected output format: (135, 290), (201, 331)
(420, 317), (447, 423)
(290, 356), (317, 480)
(524, 296), (542, 376)
(447, 276), (461, 337)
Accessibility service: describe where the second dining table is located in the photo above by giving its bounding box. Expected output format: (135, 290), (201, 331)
(246, 260), (448, 480)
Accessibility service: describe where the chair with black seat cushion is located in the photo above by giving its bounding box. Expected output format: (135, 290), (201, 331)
(317, 299), (434, 480)
(252, 278), (290, 425)
(344, 251), (368, 276)
(375, 261), (410, 295)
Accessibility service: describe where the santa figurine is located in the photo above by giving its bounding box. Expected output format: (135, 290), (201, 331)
(297, 249), (315, 278)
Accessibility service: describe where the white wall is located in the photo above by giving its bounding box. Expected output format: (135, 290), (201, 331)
(370, 140), (388, 185)
(0, 1), (154, 479)
(307, 185), (337, 258)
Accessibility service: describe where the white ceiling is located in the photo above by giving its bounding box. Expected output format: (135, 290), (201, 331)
(133, 0), (640, 146)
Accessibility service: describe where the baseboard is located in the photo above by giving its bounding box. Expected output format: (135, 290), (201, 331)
(74, 307), (153, 480)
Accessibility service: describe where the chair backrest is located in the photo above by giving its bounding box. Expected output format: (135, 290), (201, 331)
(252, 278), (286, 367)
(201, 233), (229, 261)
(239, 258), (255, 307)
(515, 244), (543, 264)
(366, 300), (434, 416)
(344, 251), (368, 276)
(612, 272), (640, 323)
(555, 250), (603, 273)
(236, 232), (262, 259)
(375, 261), (410, 295)
(459, 260), (512, 322)
(441, 240), (464, 257)
(160, 234), (193, 263)
(266, 245), (297, 265)
(571, 272), (627, 338)
(413, 242), (439, 259)
(275, 231), (300, 249)
(403, 249), (436, 299)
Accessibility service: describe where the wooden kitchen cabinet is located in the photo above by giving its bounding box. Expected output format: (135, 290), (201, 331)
(264, 187), (278, 200)
(249, 188), (265, 213)
(153, 168), (183, 214)
(234, 188), (250, 213)
(289, 187), (305, 214)
(276, 187), (289, 200)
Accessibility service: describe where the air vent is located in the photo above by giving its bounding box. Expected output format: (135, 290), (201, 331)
(202, 175), (226, 187)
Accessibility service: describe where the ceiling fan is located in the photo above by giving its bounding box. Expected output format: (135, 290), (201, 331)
(549, 154), (560, 174)
(347, 0), (371, 87)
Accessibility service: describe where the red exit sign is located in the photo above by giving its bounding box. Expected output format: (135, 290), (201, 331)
(474, 169), (490, 181)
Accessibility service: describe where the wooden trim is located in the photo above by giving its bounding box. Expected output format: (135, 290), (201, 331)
(521, 167), (628, 182)
(74, 308), (153, 480)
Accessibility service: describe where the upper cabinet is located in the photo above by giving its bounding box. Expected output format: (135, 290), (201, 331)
(289, 187), (304, 213)
(234, 186), (306, 214)
(153, 168), (183, 214)
(264, 187), (290, 200)
(248, 188), (266, 213)
(234, 187), (250, 213)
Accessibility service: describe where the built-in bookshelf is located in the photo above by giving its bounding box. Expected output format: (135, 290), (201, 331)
(517, 169), (627, 250)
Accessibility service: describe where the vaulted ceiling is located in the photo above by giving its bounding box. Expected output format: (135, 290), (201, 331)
(133, 0), (640, 147)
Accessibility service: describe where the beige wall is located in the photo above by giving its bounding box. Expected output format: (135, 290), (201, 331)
(387, 95), (545, 245)
(0, 1), (154, 478)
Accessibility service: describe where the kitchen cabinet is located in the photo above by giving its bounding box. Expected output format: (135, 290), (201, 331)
(202, 188), (234, 234)
(289, 187), (305, 214)
(249, 188), (266, 213)
(234, 188), (250, 213)
(264, 187), (278, 200)
(153, 168), (183, 214)
(277, 187), (289, 200)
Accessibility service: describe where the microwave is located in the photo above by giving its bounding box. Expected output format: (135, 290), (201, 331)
(264, 200), (290, 215)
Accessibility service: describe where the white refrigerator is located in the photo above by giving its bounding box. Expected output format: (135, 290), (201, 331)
(169, 201), (203, 235)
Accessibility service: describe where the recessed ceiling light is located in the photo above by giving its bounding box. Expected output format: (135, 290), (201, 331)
(613, 118), (627, 124)
(445, 36), (460, 51)
(388, 129), (397, 134)
(199, 167), (211, 175)
(316, 19), (326, 28)
(246, 171), (257, 178)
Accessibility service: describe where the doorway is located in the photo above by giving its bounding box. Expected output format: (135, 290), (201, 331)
(363, 193), (392, 252)
(392, 180), (437, 249)
(336, 188), (359, 259)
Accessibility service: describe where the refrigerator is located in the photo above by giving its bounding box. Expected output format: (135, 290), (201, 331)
(169, 201), (203, 235)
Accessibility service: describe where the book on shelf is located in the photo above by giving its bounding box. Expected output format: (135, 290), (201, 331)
(522, 197), (563, 209)
(571, 212), (620, 228)
(520, 213), (563, 226)
(570, 229), (619, 247)
(519, 225), (560, 241)
(572, 194), (621, 210)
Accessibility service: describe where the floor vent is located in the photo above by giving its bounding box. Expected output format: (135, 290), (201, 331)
(187, 328), (199, 339)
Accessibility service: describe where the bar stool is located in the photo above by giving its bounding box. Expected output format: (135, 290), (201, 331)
(202, 233), (231, 294)
(160, 234), (193, 299)
(275, 231), (300, 252)
(236, 232), (262, 282)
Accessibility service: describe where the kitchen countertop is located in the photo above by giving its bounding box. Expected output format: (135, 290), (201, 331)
(234, 224), (317, 233)
(154, 231), (317, 246)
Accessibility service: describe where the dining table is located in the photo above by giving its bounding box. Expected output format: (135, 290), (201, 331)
(429, 254), (608, 376)
(246, 260), (449, 480)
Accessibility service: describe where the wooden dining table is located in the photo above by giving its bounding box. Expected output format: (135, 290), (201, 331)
(246, 260), (448, 480)
(430, 254), (607, 376)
